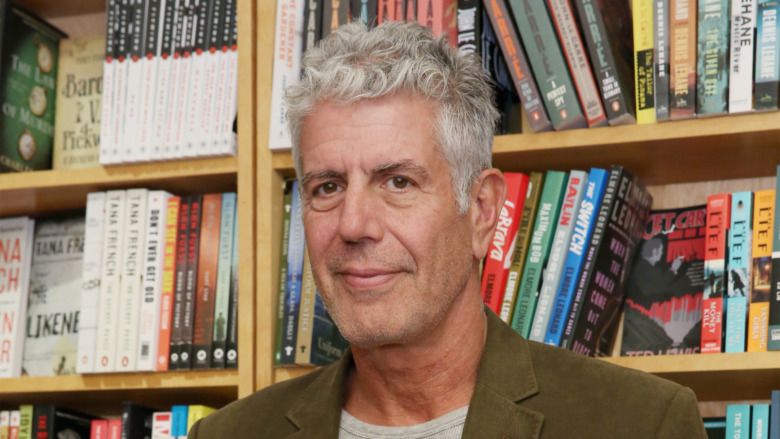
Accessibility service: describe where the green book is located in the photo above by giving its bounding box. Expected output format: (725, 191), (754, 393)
(510, 171), (568, 337)
(18, 405), (33, 439)
(274, 181), (294, 366)
(696, 0), (730, 115)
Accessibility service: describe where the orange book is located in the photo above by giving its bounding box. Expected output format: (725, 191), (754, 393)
(748, 190), (775, 352)
(192, 194), (223, 369)
(157, 196), (181, 371)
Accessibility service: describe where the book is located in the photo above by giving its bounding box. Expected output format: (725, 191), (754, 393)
(322, 0), (349, 38)
(116, 188), (149, 371)
(481, 172), (530, 314)
(7, 411), (18, 439)
(137, 0), (163, 162)
(748, 190), (774, 352)
(769, 166), (780, 350)
(152, 412), (172, 439)
(457, 0), (480, 54)
(481, 0), (552, 132)
(170, 197), (192, 369)
(695, 0), (730, 116)
(170, 405), (188, 439)
(204, 0), (231, 157)
(669, 0), (697, 120)
(351, 0), (377, 25)
(726, 404), (751, 439)
(186, 406), (214, 433)
(151, 0), (177, 161)
(184, 0), (211, 159)
(52, 35), (104, 169)
(573, 0), (637, 126)
(99, 0), (120, 165)
(77, 192), (106, 374)
(653, 0), (670, 121)
(121, 402), (154, 439)
(725, 192), (753, 353)
(17, 406), (32, 439)
(545, 168), (608, 346)
(755, 0), (780, 111)
(108, 1), (131, 164)
(1, 411), (7, 439)
(771, 390), (780, 439)
(753, 403), (769, 439)
(157, 196), (182, 371)
(23, 215), (85, 376)
(547, 0), (607, 127)
(0, 217), (35, 377)
(179, 194), (204, 368)
(703, 417), (727, 439)
(500, 172), (544, 323)
(633, 0), (655, 124)
(510, 171), (568, 338)
(621, 204), (706, 356)
(701, 193), (732, 354)
(282, 183), (306, 365)
(31, 406), (95, 439)
(107, 419), (121, 439)
(529, 170), (587, 342)
(211, 192), (236, 368)
(274, 182), (293, 366)
(506, 0), (586, 130)
(303, 0), (323, 53)
(729, 0), (758, 113)
(91, 419), (108, 439)
(219, 0), (239, 156)
(268, 0), (305, 150)
(225, 197), (239, 369)
(295, 249), (316, 364)
(569, 168), (653, 356)
(120, 0), (147, 163)
(193, 193), (223, 368)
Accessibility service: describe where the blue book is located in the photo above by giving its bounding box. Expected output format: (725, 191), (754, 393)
(771, 390), (780, 439)
(544, 168), (608, 346)
(281, 182), (306, 365)
(726, 404), (751, 439)
(725, 192), (753, 353)
(171, 405), (189, 437)
(753, 404), (769, 439)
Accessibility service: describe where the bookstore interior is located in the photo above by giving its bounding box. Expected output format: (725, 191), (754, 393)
(1, 0), (780, 436)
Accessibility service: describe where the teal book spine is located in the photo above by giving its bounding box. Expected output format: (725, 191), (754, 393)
(755, 0), (780, 110)
(211, 192), (236, 368)
(696, 0), (730, 115)
(752, 404), (769, 439)
(725, 191), (753, 353)
(726, 404), (752, 439)
(510, 170), (568, 337)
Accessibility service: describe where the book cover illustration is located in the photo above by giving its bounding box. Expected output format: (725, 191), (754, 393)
(696, 0), (730, 116)
(621, 205), (706, 356)
(23, 215), (85, 376)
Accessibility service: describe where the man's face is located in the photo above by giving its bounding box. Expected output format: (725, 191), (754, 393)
(298, 94), (475, 349)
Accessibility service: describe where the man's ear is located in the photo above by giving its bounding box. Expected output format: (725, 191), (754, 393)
(470, 168), (507, 260)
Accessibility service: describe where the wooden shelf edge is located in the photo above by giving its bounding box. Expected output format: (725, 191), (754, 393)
(273, 366), (316, 384)
(604, 351), (780, 374)
(1, 369), (239, 394)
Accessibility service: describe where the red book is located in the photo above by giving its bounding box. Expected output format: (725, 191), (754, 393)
(378, 0), (394, 23)
(107, 419), (121, 439)
(701, 193), (732, 353)
(481, 172), (530, 314)
(416, 0), (458, 47)
(192, 193), (223, 369)
(90, 419), (108, 439)
(157, 196), (181, 371)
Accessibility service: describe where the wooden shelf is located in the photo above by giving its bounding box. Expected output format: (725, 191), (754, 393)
(0, 370), (239, 416)
(270, 111), (780, 185)
(0, 157), (238, 216)
(16, 0), (105, 18)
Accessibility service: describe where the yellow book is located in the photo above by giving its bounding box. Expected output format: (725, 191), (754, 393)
(632, 0), (655, 124)
(747, 190), (775, 352)
(187, 405), (216, 433)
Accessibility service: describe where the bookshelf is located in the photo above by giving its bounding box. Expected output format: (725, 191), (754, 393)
(0, 0), (258, 416)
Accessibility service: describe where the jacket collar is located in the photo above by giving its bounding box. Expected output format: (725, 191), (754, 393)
(285, 308), (544, 439)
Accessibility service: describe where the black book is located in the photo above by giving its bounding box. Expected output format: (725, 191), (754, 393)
(32, 405), (96, 439)
(457, 0), (481, 54)
(121, 402), (154, 439)
(481, 9), (523, 135)
(169, 197), (191, 369)
(179, 194), (203, 369)
(303, 0), (323, 53)
(321, 0), (349, 39)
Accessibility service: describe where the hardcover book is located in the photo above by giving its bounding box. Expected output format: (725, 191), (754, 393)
(696, 0), (730, 116)
(633, 0), (656, 124)
(729, 0), (757, 113)
(621, 204), (706, 356)
(23, 215), (85, 376)
(76, 192), (106, 374)
(701, 193), (732, 354)
(748, 190), (774, 352)
(669, 0), (697, 120)
(725, 192), (752, 353)
(755, 0), (780, 111)
(52, 35), (104, 169)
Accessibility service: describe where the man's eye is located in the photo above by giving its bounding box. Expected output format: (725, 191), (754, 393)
(388, 176), (410, 190)
(315, 182), (341, 195)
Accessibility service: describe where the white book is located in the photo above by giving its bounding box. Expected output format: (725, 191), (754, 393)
(95, 190), (127, 372)
(116, 188), (149, 371)
(529, 170), (588, 342)
(122, 0), (147, 164)
(0, 217), (35, 378)
(137, 190), (173, 371)
(267, 0), (305, 150)
(186, 0), (208, 158)
(9, 411), (19, 437)
(197, 0), (221, 158)
(209, 45), (228, 157)
(138, 0), (164, 162)
(729, 0), (757, 113)
(213, 0), (235, 157)
(169, 0), (193, 161)
(23, 216), (85, 377)
(99, 1), (120, 165)
(111, 57), (129, 165)
(77, 192), (107, 374)
(152, 412), (173, 439)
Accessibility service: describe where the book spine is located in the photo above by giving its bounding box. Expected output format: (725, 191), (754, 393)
(193, 193), (222, 368)
(169, 197), (191, 369)
(170, 406), (188, 438)
(669, 0), (697, 119)
(152, 412), (172, 438)
(322, 0), (349, 38)
(8, 411), (19, 439)
(107, 419), (121, 439)
(510, 171), (568, 337)
(696, 0), (730, 116)
(211, 192), (236, 368)
(748, 189), (774, 352)
(457, 0), (481, 54)
(481, 173), (529, 314)
(754, 403), (770, 439)
(303, 0), (322, 52)
(163, 0), (184, 159)
(157, 196), (181, 370)
(500, 172), (544, 322)
(77, 193), (107, 373)
(112, 1), (132, 164)
(274, 183), (293, 366)
(481, 0), (553, 132)
(91, 419), (108, 439)
(95, 191), (127, 372)
(17, 406), (31, 439)
(170, 0), (193, 160)
(139, 0), (162, 162)
(152, 0), (176, 161)
(137, 191), (172, 371)
(507, 0), (586, 130)
(281, 182), (306, 364)
(725, 191), (753, 353)
(209, 0), (231, 156)
(122, 0), (147, 163)
(179, 194), (203, 368)
(2, 411), (8, 438)
(268, 0), (305, 149)
(755, 0), (780, 110)
(769, 167), (780, 350)
(295, 250), (317, 365)
(545, 168), (608, 344)
(701, 193), (732, 353)
(225, 204), (239, 368)
(220, 0), (239, 155)
(634, 0), (656, 124)
(378, 0), (394, 23)
(726, 404), (752, 438)
(654, 0), (670, 121)
(99, 0), (119, 165)
(184, 0), (208, 158)
(203, 0), (225, 156)
(730, 0), (758, 113)
(31, 406), (53, 439)
(529, 170), (587, 342)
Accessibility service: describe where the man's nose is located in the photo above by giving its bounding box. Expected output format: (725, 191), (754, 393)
(338, 184), (384, 244)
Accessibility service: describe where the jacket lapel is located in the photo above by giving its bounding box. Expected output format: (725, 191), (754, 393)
(462, 309), (544, 439)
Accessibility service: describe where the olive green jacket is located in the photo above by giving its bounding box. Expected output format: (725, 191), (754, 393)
(189, 310), (706, 439)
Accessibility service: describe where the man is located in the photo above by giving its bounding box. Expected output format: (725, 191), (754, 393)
(190, 21), (707, 438)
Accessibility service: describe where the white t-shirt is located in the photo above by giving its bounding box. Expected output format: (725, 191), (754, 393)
(338, 406), (469, 439)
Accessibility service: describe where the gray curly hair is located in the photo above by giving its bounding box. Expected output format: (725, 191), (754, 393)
(285, 21), (499, 214)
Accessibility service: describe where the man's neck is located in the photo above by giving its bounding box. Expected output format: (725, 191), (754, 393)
(342, 284), (488, 427)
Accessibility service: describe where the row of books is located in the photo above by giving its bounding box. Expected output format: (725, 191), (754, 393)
(99, 0), (239, 165)
(703, 395), (780, 439)
(0, 190), (239, 378)
(480, 166), (653, 356)
(273, 181), (350, 368)
(0, 403), (214, 439)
